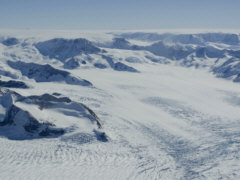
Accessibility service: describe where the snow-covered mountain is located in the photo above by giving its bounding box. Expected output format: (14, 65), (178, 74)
(0, 30), (240, 180)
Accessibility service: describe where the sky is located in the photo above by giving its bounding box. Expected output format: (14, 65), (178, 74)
(0, 0), (239, 30)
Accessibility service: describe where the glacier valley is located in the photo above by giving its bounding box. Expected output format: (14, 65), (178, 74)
(0, 30), (240, 179)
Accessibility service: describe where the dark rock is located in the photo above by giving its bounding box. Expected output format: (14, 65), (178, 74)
(7, 61), (92, 86)
(63, 58), (80, 69)
(0, 105), (20, 126)
(39, 127), (64, 136)
(112, 38), (131, 49)
(81, 104), (102, 129)
(35, 38), (101, 61)
(18, 93), (71, 109)
(114, 62), (139, 72)
(0, 90), (105, 140)
(0, 103), (64, 138)
(212, 58), (240, 81)
(24, 116), (42, 133)
(101, 55), (139, 72)
(101, 55), (115, 68)
(94, 63), (107, 69)
(0, 80), (28, 89)
(112, 38), (141, 50)
(2, 38), (19, 46)
(196, 48), (206, 58)
(52, 92), (61, 96)
(228, 50), (240, 58)
(8, 61), (69, 79)
(94, 130), (108, 142)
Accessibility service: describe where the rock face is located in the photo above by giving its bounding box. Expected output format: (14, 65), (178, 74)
(0, 104), (64, 137)
(2, 38), (19, 46)
(0, 80), (28, 89)
(112, 38), (132, 49)
(35, 38), (101, 61)
(7, 61), (92, 86)
(63, 57), (81, 69)
(94, 63), (107, 69)
(19, 93), (103, 129)
(114, 62), (139, 72)
(213, 58), (240, 82)
(111, 38), (140, 50)
(101, 55), (138, 72)
(0, 89), (64, 139)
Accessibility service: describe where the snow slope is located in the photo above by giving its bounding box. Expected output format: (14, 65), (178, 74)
(0, 30), (240, 180)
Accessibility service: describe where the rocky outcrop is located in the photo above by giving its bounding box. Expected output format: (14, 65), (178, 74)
(0, 89), (106, 141)
(0, 80), (28, 89)
(7, 61), (92, 86)
(2, 37), (19, 46)
(35, 38), (101, 61)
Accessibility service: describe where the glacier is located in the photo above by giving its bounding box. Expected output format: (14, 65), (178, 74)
(0, 30), (240, 179)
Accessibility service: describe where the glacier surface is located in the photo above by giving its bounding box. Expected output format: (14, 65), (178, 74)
(0, 30), (240, 179)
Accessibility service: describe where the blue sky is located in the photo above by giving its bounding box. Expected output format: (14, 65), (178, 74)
(0, 0), (239, 30)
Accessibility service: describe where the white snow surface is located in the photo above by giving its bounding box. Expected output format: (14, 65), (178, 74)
(0, 30), (240, 180)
